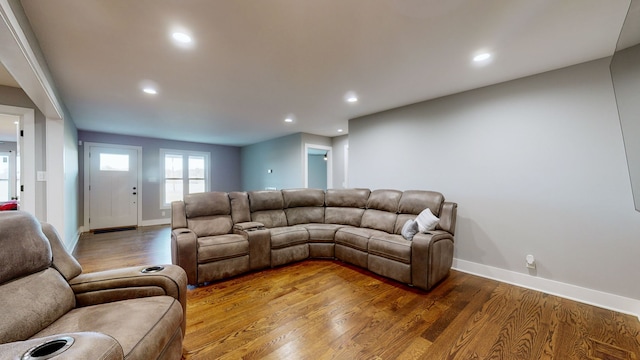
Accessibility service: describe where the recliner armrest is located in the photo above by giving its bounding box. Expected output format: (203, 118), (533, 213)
(437, 202), (457, 235)
(0, 332), (124, 360)
(171, 228), (198, 284)
(411, 231), (454, 291)
(69, 264), (187, 333)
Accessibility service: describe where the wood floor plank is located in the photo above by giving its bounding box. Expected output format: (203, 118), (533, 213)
(73, 225), (640, 360)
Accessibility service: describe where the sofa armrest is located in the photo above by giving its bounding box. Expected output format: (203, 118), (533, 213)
(436, 202), (457, 235)
(234, 224), (270, 270)
(233, 221), (265, 231)
(411, 230), (454, 291)
(171, 227), (198, 284)
(0, 332), (124, 360)
(69, 264), (187, 334)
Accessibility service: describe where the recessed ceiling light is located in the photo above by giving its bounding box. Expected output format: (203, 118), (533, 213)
(143, 87), (157, 95)
(337, 129), (343, 133)
(172, 32), (192, 43)
(344, 91), (359, 103)
(284, 117), (293, 123)
(473, 53), (492, 62)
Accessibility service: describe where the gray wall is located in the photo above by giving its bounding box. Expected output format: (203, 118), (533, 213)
(610, 43), (640, 211)
(241, 132), (336, 191)
(307, 154), (327, 189)
(349, 57), (640, 301)
(78, 131), (241, 222)
(0, 85), (47, 220)
(241, 133), (303, 191)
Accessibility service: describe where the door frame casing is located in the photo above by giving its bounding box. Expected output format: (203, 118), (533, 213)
(83, 142), (142, 231)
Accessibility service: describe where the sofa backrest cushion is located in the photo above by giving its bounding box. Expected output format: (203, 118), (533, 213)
(184, 192), (230, 218)
(324, 189), (370, 226)
(229, 191), (251, 223)
(0, 211), (52, 284)
(360, 189), (402, 233)
(398, 190), (444, 216)
(184, 192), (233, 236)
(0, 212), (75, 343)
(283, 189), (325, 225)
(394, 190), (445, 234)
(282, 188), (325, 207)
(0, 268), (76, 343)
(248, 191), (288, 228)
(325, 188), (370, 208)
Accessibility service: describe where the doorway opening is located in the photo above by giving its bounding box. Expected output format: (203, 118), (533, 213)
(304, 144), (332, 189)
(0, 105), (35, 214)
(0, 114), (19, 203)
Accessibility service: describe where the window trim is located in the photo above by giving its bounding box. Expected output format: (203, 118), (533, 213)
(160, 149), (210, 209)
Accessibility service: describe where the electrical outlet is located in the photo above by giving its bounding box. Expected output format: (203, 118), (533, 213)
(161, 211), (166, 217)
(525, 254), (536, 269)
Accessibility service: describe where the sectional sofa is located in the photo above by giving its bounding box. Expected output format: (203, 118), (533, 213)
(171, 188), (457, 291)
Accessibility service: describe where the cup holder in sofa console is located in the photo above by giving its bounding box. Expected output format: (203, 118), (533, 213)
(22, 336), (75, 360)
(141, 265), (165, 273)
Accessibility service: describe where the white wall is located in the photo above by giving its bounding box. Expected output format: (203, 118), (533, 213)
(331, 135), (349, 188)
(64, 118), (80, 249)
(349, 58), (640, 306)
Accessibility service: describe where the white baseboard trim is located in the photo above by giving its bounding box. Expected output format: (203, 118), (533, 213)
(452, 258), (640, 321)
(140, 218), (171, 227)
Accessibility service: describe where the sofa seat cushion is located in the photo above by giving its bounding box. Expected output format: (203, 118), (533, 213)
(32, 296), (183, 360)
(335, 227), (386, 252)
(270, 226), (309, 249)
(303, 223), (347, 243)
(197, 234), (248, 263)
(368, 234), (412, 264)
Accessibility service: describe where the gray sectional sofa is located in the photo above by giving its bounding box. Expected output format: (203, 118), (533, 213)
(171, 188), (457, 291)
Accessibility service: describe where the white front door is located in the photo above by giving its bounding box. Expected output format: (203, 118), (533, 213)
(88, 145), (139, 230)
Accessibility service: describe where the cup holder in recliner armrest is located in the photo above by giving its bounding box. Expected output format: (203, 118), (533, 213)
(22, 336), (75, 360)
(141, 265), (165, 273)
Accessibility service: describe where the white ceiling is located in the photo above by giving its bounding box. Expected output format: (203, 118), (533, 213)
(11, 0), (632, 146)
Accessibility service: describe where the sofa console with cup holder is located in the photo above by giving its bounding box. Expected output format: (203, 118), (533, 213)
(171, 188), (457, 291)
(0, 211), (188, 360)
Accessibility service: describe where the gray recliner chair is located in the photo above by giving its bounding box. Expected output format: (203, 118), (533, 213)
(0, 211), (187, 359)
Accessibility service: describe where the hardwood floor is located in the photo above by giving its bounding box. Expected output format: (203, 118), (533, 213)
(74, 226), (640, 360)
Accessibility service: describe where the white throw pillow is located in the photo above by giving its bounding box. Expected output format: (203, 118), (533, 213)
(415, 208), (439, 232)
(401, 219), (419, 241)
